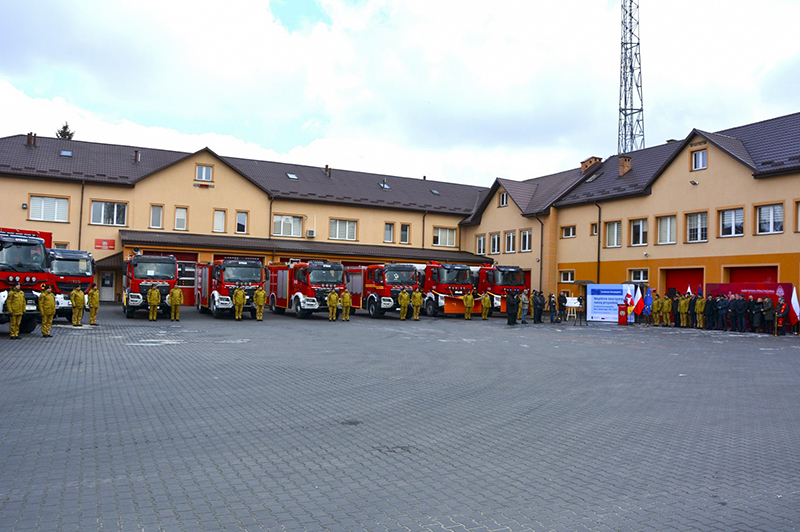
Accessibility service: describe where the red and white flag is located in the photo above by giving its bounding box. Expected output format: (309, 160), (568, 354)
(686, 284), (693, 296)
(790, 286), (800, 326)
(634, 286), (644, 315)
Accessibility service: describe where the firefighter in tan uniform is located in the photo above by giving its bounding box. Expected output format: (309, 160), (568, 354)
(463, 291), (475, 320)
(87, 283), (100, 326)
(327, 290), (339, 321)
(232, 283), (246, 321)
(678, 294), (690, 328)
(169, 285), (183, 321)
(398, 288), (410, 320)
(70, 285), (85, 326)
(38, 284), (56, 338)
(651, 294), (661, 326)
(481, 292), (492, 320)
(340, 288), (352, 322)
(147, 285), (161, 321)
(253, 284), (267, 321)
(411, 287), (423, 321)
(7, 282), (26, 339)
(694, 294), (706, 329)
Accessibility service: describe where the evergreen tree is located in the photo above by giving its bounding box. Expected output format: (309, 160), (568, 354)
(55, 121), (75, 140)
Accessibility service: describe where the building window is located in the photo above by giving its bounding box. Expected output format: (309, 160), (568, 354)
(757, 204), (783, 234)
(505, 231), (516, 253)
(720, 208), (743, 237)
(236, 211), (248, 234)
(657, 215), (676, 244)
(174, 207), (188, 231)
(499, 192), (508, 207)
(562, 226), (576, 239)
(433, 227), (456, 247)
(384, 223), (394, 243)
(606, 221), (621, 248)
(692, 150), (707, 171)
(520, 230), (531, 252)
(630, 218), (648, 246)
(330, 219), (357, 241)
(476, 235), (486, 255)
(687, 212), (708, 242)
(631, 269), (649, 282)
(150, 205), (163, 229)
(400, 223), (410, 244)
(91, 201), (127, 226)
(54, 242), (69, 249)
(590, 223), (598, 236)
(29, 196), (68, 222)
(196, 165), (213, 181)
(213, 210), (226, 233)
(490, 233), (501, 254)
(560, 270), (575, 283)
(273, 215), (302, 237)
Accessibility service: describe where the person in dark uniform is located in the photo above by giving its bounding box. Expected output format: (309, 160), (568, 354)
(506, 294), (519, 326)
(762, 295), (775, 335)
(558, 292), (567, 322)
(704, 295), (716, 330)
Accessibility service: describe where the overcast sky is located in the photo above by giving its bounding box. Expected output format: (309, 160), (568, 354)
(1, 0), (799, 187)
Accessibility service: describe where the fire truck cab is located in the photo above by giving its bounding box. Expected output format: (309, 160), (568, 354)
(267, 260), (345, 318)
(122, 254), (178, 318)
(48, 249), (95, 318)
(195, 259), (264, 319)
(345, 263), (419, 318)
(471, 264), (526, 313)
(0, 228), (51, 333)
(419, 261), (478, 317)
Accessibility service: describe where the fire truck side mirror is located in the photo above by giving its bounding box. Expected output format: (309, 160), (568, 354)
(345, 271), (351, 282)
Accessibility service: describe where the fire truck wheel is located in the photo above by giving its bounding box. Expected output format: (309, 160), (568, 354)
(425, 299), (438, 317)
(250, 309), (257, 320)
(19, 316), (37, 334)
(125, 306), (136, 319)
(211, 299), (224, 319)
(270, 296), (285, 314)
(367, 298), (382, 318)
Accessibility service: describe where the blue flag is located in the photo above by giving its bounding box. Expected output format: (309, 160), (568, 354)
(698, 284), (703, 297)
(644, 287), (653, 316)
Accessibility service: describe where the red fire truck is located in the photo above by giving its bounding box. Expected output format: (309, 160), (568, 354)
(122, 254), (179, 318)
(0, 228), (51, 333)
(196, 259), (264, 319)
(345, 263), (420, 318)
(471, 264), (526, 314)
(419, 261), (479, 317)
(267, 260), (345, 318)
(48, 248), (95, 319)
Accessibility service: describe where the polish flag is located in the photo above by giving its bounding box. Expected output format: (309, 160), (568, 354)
(633, 286), (644, 315)
(790, 286), (800, 326)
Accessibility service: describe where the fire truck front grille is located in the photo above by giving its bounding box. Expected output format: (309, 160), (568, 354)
(139, 284), (170, 297)
(56, 281), (91, 293)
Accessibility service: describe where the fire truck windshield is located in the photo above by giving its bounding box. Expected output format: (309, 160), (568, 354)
(309, 267), (343, 284)
(496, 269), (525, 287)
(0, 242), (47, 272)
(384, 268), (416, 285)
(223, 266), (262, 283)
(132, 261), (175, 280)
(52, 258), (93, 276)
(439, 267), (470, 284)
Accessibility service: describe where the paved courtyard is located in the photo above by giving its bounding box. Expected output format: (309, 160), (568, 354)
(1, 306), (799, 531)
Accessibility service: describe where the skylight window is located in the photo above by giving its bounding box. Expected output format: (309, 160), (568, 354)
(286, 173), (298, 180)
(60, 150), (73, 157)
(431, 189), (440, 195)
(585, 172), (602, 183)
(379, 181), (391, 190)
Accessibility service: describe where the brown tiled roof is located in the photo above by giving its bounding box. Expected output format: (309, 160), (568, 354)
(95, 252), (123, 268)
(119, 230), (487, 264)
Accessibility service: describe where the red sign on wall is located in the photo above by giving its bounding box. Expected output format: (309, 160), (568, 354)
(94, 239), (116, 250)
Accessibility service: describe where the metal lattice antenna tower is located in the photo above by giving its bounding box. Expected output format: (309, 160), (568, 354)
(618, 0), (645, 154)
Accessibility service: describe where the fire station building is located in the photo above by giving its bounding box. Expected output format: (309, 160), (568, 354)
(1, 111), (798, 303)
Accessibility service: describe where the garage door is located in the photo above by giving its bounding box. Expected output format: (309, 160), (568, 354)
(665, 268), (704, 297)
(729, 266), (778, 283)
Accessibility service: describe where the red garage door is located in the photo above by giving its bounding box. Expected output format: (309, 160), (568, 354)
(665, 268), (704, 297)
(729, 266), (778, 283)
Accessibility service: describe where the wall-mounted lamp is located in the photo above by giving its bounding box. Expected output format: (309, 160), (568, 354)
(535, 258), (540, 263)
(689, 180), (699, 186)
(21, 202), (28, 210)
(643, 251), (648, 257)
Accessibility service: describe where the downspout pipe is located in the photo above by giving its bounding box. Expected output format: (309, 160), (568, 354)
(594, 201), (602, 284)
(78, 179), (85, 250)
(422, 211), (427, 249)
(534, 215), (544, 292)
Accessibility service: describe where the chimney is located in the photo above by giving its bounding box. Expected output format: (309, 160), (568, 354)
(619, 155), (632, 177)
(33, 133), (37, 147)
(26, 132), (33, 147)
(324, 164), (331, 178)
(134, 150), (141, 163)
(581, 156), (602, 173)
(423, 175), (426, 181)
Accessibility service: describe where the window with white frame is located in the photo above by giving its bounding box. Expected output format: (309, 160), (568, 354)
(273, 215), (302, 237)
(174, 207), (188, 231)
(196, 165), (213, 181)
(606, 221), (621, 247)
(590, 223), (598, 236)
(720, 208), (743, 237)
(433, 227), (456, 247)
(384, 223), (394, 242)
(150, 205), (163, 229)
(757, 204), (783, 234)
(520, 230), (531, 252)
(499, 192), (508, 207)
(687, 212), (708, 242)
(91, 201), (127, 226)
(692, 149), (707, 171)
(476, 235), (486, 255)
(505, 231), (516, 253)
(631, 269), (649, 282)
(236, 212), (248, 234)
(29, 196), (68, 222)
(562, 226), (576, 238)
(560, 270), (575, 283)
(657, 215), (676, 244)
(631, 218), (648, 246)
(330, 219), (357, 241)
(400, 224), (410, 244)
(490, 233), (501, 254)
(213, 210), (226, 233)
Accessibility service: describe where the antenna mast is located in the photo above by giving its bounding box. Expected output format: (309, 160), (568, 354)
(618, 0), (645, 154)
